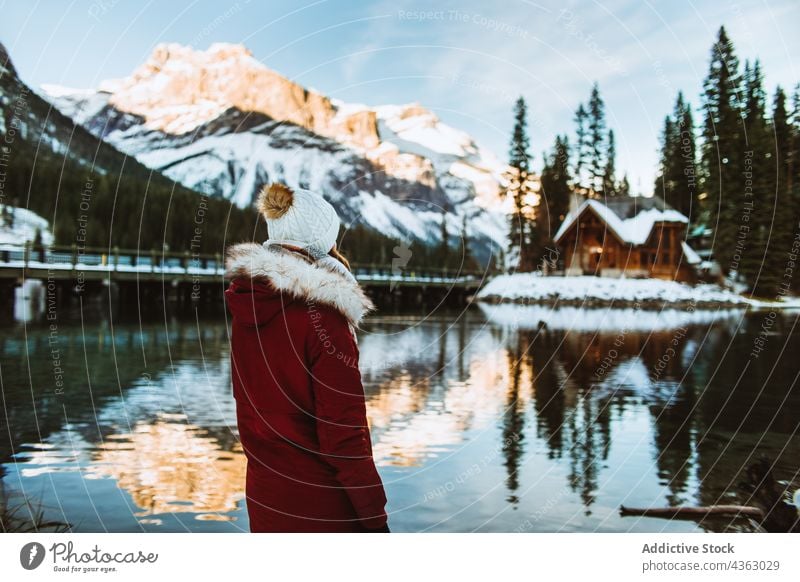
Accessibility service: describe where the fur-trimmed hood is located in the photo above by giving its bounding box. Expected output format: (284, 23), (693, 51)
(224, 242), (374, 327)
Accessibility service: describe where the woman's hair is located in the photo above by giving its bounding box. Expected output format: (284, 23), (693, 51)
(275, 242), (351, 271)
(329, 245), (351, 271)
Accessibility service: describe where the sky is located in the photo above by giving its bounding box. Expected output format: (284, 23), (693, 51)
(2, 0), (798, 195)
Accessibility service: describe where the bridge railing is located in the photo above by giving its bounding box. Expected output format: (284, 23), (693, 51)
(0, 243), (491, 282)
(0, 243), (224, 273)
(351, 264), (486, 282)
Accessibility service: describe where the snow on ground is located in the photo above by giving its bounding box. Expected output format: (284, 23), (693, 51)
(0, 206), (53, 245)
(477, 302), (744, 333)
(477, 273), (753, 306)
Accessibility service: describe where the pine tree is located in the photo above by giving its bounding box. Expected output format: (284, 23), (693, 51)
(655, 92), (698, 220)
(602, 128), (617, 196)
(790, 86), (800, 292)
(655, 114), (676, 201)
(539, 135), (572, 243)
(700, 26), (745, 275)
(5, 140), (267, 254)
(765, 87), (797, 296)
(509, 97), (531, 174)
(618, 173), (631, 197)
(790, 86), (800, 241)
(573, 103), (589, 194)
(505, 97), (540, 272)
(747, 85), (800, 298)
(790, 86), (800, 206)
(739, 60), (775, 294)
(786, 84), (800, 291)
(587, 83), (607, 196)
(676, 93), (699, 221)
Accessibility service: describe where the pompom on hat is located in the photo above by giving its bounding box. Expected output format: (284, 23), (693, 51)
(257, 183), (340, 259)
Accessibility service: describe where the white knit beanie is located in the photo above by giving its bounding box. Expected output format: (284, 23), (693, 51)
(257, 183), (340, 259)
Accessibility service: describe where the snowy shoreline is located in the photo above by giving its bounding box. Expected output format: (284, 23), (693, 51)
(475, 274), (799, 309)
(476, 302), (745, 332)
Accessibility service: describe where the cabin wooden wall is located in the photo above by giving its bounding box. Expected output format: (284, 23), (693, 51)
(557, 212), (693, 282)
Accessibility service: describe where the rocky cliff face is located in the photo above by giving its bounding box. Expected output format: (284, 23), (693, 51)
(94, 43), (380, 150)
(43, 43), (512, 262)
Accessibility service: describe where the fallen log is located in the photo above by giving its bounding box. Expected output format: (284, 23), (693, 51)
(619, 458), (799, 532)
(620, 505), (764, 520)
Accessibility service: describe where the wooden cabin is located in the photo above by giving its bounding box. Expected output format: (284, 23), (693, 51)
(553, 196), (700, 282)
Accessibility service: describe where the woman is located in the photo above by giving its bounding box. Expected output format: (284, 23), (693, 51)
(224, 183), (389, 532)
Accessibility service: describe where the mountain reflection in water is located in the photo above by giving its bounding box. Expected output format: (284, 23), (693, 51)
(1, 306), (798, 532)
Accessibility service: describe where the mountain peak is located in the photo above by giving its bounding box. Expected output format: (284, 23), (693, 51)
(86, 41), (381, 144)
(147, 42), (256, 67)
(206, 42), (254, 58)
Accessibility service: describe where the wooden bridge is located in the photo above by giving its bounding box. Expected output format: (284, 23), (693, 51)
(0, 244), (489, 307)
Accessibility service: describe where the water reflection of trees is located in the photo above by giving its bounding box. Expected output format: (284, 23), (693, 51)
(499, 323), (702, 510)
(501, 311), (800, 519)
(691, 315), (800, 511)
(510, 329), (615, 510)
(5, 309), (798, 531)
(502, 333), (527, 504)
(362, 315), (517, 467)
(361, 314), (711, 507)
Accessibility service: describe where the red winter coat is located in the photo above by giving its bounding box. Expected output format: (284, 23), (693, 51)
(224, 242), (388, 532)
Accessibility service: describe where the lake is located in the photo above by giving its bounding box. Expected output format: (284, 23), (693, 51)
(1, 301), (798, 532)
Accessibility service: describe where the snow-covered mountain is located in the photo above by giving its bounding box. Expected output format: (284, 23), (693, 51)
(42, 43), (511, 261)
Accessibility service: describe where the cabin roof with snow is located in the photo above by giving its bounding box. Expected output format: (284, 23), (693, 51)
(553, 196), (689, 246)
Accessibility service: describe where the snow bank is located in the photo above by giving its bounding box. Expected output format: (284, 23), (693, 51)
(0, 206), (54, 245)
(476, 274), (751, 307)
(477, 302), (744, 332)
